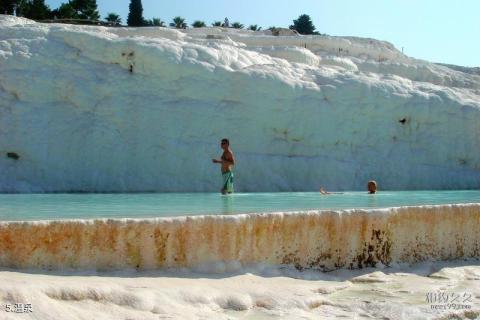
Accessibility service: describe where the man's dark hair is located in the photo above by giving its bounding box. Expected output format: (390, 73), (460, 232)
(221, 138), (230, 145)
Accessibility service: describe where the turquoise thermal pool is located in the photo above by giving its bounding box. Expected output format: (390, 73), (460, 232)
(1, 190), (479, 221)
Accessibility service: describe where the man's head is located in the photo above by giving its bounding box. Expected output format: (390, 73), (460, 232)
(367, 180), (377, 194)
(221, 138), (230, 150)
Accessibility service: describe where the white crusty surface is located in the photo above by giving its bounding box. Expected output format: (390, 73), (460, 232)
(1, 16), (479, 192)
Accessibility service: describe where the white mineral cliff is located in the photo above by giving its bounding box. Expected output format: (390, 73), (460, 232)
(1, 15), (479, 192)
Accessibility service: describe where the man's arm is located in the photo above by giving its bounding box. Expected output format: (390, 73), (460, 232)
(212, 151), (235, 165)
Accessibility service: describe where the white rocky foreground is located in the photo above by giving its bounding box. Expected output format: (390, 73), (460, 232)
(1, 261), (479, 320)
(1, 15), (479, 192)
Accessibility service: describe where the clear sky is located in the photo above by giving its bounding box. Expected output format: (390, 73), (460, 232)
(45, 0), (480, 67)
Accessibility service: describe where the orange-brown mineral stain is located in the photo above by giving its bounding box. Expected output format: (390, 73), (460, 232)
(153, 226), (169, 267)
(218, 220), (234, 261)
(0, 204), (478, 270)
(203, 218), (216, 261)
(253, 217), (270, 260)
(0, 225), (17, 267)
(124, 223), (143, 269)
(172, 223), (188, 266)
(235, 219), (250, 261)
(92, 221), (119, 252)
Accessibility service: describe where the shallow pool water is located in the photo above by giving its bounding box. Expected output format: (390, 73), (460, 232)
(1, 190), (479, 221)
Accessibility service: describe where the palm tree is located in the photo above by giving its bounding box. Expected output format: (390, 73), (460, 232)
(211, 21), (222, 27)
(105, 13), (121, 25)
(192, 20), (206, 28)
(248, 24), (262, 31)
(151, 17), (165, 26)
(231, 22), (244, 29)
(169, 16), (187, 29)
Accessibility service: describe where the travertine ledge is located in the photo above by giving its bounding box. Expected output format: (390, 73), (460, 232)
(0, 203), (478, 271)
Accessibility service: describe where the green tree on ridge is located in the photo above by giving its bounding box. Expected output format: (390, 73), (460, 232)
(105, 12), (121, 25)
(231, 22), (244, 29)
(69, 0), (99, 20)
(192, 20), (206, 28)
(289, 14), (316, 35)
(16, 0), (51, 20)
(170, 16), (187, 29)
(127, 0), (144, 26)
(249, 24), (261, 31)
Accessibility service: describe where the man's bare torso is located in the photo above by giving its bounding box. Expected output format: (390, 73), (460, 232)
(221, 150), (234, 173)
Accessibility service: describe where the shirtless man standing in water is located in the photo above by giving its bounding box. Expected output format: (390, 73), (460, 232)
(212, 138), (235, 194)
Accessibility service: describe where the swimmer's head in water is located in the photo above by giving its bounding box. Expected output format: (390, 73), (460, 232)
(367, 180), (377, 194)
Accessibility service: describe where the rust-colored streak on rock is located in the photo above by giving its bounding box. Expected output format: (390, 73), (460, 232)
(218, 218), (235, 261)
(153, 226), (169, 267)
(0, 224), (21, 267)
(89, 221), (119, 269)
(235, 217), (250, 261)
(92, 221), (118, 252)
(122, 222), (142, 269)
(253, 215), (276, 263)
(172, 222), (188, 266)
(202, 217), (216, 262)
(0, 204), (478, 271)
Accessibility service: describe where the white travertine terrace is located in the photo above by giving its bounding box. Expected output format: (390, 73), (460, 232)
(1, 15), (480, 320)
(1, 16), (480, 192)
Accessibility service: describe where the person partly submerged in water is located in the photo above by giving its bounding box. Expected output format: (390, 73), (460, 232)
(367, 180), (377, 194)
(212, 138), (235, 194)
(319, 187), (330, 195)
